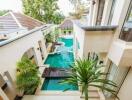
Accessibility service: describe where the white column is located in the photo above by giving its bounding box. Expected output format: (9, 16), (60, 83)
(92, 0), (99, 26)
(33, 47), (43, 66)
(87, 1), (94, 26)
(101, 0), (113, 25)
(41, 39), (48, 59)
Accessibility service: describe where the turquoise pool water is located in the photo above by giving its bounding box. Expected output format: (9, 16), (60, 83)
(42, 38), (77, 91)
(44, 52), (74, 68)
(58, 38), (73, 47)
(41, 78), (78, 90)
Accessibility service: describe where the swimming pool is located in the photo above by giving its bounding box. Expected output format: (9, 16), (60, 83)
(58, 38), (73, 47)
(44, 37), (74, 68)
(41, 78), (78, 90)
(42, 37), (77, 91)
(44, 52), (74, 68)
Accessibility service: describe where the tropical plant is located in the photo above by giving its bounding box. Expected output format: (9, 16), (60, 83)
(69, 0), (87, 19)
(45, 33), (54, 43)
(22, 0), (65, 24)
(54, 27), (60, 41)
(60, 55), (119, 100)
(53, 12), (65, 24)
(16, 57), (41, 95)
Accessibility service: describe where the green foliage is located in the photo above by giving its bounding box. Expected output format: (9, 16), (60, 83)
(0, 10), (9, 16)
(53, 13), (65, 24)
(16, 57), (41, 94)
(45, 33), (54, 43)
(22, 0), (65, 24)
(60, 55), (119, 100)
(69, 0), (87, 19)
(54, 27), (60, 41)
(45, 27), (60, 43)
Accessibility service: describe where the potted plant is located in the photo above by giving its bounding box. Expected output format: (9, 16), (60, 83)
(60, 55), (119, 100)
(16, 57), (41, 96)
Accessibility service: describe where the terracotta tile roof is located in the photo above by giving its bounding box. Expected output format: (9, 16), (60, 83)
(0, 13), (20, 34)
(13, 12), (44, 30)
(0, 12), (44, 34)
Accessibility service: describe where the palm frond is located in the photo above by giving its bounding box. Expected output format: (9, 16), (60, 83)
(60, 54), (119, 100)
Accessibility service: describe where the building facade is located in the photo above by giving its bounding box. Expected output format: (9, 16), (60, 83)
(73, 0), (132, 100)
(0, 24), (54, 100)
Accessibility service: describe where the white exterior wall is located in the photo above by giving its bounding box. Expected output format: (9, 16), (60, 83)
(73, 24), (85, 59)
(73, 26), (115, 59)
(8, 28), (28, 38)
(116, 68), (132, 100)
(0, 29), (48, 81)
(108, 40), (132, 67)
(83, 30), (114, 58)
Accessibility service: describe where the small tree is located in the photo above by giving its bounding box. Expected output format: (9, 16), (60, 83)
(16, 57), (41, 95)
(60, 55), (119, 100)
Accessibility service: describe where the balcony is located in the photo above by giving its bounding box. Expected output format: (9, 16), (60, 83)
(73, 20), (117, 58)
(108, 39), (132, 67)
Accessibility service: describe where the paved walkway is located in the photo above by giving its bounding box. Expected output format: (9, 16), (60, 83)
(23, 90), (101, 100)
(23, 95), (100, 100)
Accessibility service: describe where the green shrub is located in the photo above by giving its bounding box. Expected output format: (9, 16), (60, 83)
(16, 57), (41, 94)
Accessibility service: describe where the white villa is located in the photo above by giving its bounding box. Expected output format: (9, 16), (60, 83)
(0, 0), (132, 100)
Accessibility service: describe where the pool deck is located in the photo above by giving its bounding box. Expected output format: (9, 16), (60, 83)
(25, 64), (105, 100)
(23, 90), (102, 100)
(23, 95), (100, 100)
(42, 67), (71, 78)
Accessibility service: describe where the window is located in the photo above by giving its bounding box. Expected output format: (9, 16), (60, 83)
(96, 0), (105, 25)
(120, 2), (132, 41)
(108, 0), (117, 25)
(104, 63), (129, 97)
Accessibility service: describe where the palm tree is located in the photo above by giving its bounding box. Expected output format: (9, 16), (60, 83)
(60, 55), (119, 100)
(16, 57), (41, 95)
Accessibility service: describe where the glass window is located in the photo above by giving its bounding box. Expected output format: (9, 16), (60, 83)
(120, 2), (132, 41)
(104, 63), (129, 98)
(96, 0), (105, 25)
(108, 0), (117, 25)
